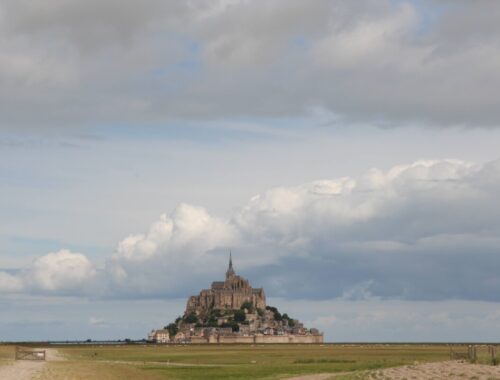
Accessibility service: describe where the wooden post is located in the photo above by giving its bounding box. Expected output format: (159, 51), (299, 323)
(489, 345), (497, 365)
(467, 345), (476, 363)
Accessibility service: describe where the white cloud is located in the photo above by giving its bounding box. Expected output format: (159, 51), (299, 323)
(89, 316), (107, 326)
(105, 203), (239, 294)
(112, 203), (239, 263)
(26, 250), (96, 293)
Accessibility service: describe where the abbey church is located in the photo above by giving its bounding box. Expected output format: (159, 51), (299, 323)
(185, 254), (266, 317)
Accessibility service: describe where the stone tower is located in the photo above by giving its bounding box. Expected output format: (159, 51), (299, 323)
(226, 251), (235, 279)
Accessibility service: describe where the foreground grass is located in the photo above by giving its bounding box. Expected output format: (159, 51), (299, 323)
(50, 344), (452, 380)
(0, 345), (14, 360)
(0, 345), (14, 366)
(39, 361), (163, 380)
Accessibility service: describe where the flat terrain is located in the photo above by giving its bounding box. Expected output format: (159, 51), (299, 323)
(0, 344), (497, 379)
(0, 347), (63, 380)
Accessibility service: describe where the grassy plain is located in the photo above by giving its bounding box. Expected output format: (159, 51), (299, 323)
(0, 345), (14, 366)
(41, 343), (454, 380)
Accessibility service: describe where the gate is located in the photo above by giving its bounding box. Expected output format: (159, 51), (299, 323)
(15, 347), (46, 361)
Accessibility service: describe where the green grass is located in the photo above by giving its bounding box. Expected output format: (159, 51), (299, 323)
(47, 343), (452, 379)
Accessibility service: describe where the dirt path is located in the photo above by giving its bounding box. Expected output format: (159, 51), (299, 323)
(285, 361), (500, 380)
(0, 360), (45, 380)
(0, 348), (64, 380)
(364, 360), (500, 380)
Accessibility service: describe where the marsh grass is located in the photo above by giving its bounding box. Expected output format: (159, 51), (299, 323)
(0, 345), (14, 364)
(43, 344), (451, 379)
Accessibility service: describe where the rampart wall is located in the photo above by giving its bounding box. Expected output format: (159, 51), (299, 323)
(189, 334), (323, 344)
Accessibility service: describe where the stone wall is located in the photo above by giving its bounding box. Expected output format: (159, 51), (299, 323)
(189, 334), (324, 344)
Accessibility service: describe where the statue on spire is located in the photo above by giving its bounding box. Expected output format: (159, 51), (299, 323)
(226, 251), (235, 279)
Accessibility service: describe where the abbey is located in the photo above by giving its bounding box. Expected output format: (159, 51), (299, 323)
(148, 254), (323, 344)
(185, 254), (266, 317)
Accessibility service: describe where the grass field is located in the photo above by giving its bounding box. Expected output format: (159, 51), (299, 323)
(49, 344), (453, 379)
(1, 343), (496, 379)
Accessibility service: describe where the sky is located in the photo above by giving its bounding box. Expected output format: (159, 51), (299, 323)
(1, 0), (500, 342)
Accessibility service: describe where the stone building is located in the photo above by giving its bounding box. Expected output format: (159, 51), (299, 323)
(152, 254), (324, 344)
(148, 329), (169, 343)
(185, 253), (266, 318)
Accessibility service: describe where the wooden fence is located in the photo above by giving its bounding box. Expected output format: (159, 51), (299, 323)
(450, 345), (498, 365)
(15, 347), (46, 361)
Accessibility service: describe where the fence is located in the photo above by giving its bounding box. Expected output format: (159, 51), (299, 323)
(450, 345), (498, 365)
(15, 347), (46, 361)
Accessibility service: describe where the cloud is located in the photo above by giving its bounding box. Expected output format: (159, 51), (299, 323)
(1, 1), (500, 128)
(0, 249), (96, 295)
(105, 203), (239, 296)
(0, 271), (23, 293)
(89, 317), (107, 327)
(2, 158), (500, 302)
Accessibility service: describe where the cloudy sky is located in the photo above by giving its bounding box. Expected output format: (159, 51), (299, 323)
(1, 0), (500, 342)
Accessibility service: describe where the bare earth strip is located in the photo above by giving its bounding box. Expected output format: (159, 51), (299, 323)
(363, 361), (500, 380)
(285, 361), (500, 380)
(0, 360), (45, 380)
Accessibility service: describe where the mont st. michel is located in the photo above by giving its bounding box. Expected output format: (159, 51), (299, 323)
(148, 254), (323, 344)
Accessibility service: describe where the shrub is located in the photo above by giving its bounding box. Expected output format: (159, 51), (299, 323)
(165, 323), (179, 337)
(184, 312), (198, 324)
(234, 309), (246, 322)
(240, 301), (254, 312)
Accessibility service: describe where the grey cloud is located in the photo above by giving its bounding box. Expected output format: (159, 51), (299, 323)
(1, 1), (500, 129)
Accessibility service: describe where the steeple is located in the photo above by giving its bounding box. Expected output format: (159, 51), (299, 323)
(226, 251), (235, 278)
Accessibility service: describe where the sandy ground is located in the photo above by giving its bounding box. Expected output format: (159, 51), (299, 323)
(286, 361), (500, 380)
(0, 348), (64, 380)
(363, 360), (500, 380)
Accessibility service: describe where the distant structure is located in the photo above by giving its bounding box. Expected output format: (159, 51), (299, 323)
(147, 329), (169, 343)
(185, 252), (266, 317)
(148, 254), (323, 344)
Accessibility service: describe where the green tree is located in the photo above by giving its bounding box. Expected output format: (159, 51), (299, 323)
(240, 301), (254, 312)
(222, 322), (240, 332)
(184, 312), (198, 324)
(234, 309), (246, 322)
(165, 323), (179, 337)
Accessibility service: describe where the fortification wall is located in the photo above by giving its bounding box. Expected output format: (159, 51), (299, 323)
(190, 336), (209, 344)
(254, 335), (290, 344)
(288, 334), (324, 344)
(189, 334), (323, 344)
(218, 335), (255, 344)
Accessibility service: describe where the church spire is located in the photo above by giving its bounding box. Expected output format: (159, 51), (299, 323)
(226, 251), (235, 278)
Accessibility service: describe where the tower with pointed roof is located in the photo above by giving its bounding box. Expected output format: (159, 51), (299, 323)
(226, 251), (235, 279)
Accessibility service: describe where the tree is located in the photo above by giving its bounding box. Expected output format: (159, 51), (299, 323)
(234, 309), (246, 322)
(184, 312), (198, 324)
(266, 306), (278, 313)
(222, 322), (239, 332)
(165, 323), (179, 337)
(240, 301), (254, 312)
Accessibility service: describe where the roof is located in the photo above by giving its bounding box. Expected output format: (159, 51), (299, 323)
(211, 281), (224, 289)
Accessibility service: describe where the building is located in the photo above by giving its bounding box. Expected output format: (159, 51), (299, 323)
(185, 253), (266, 319)
(149, 329), (170, 343)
